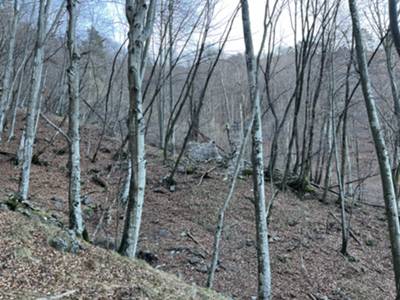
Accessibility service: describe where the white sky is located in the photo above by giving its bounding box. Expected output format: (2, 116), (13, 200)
(102, 0), (363, 55)
(103, 0), (295, 54)
(214, 0), (273, 54)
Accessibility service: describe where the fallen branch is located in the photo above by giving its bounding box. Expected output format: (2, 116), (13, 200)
(359, 201), (385, 209)
(328, 211), (363, 247)
(197, 166), (217, 186)
(0, 150), (17, 159)
(328, 171), (380, 189)
(36, 290), (77, 300)
(186, 231), (209, 256)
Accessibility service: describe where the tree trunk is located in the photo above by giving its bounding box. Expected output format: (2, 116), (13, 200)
(350, 0), (400, 297)
(119, 0), (156, 258)
(389, 0), (400, 58)
(18, 0), (50, 201)
(67, 0), (84, 236)
(0, 0), (19, 142)
(168, 0), (175, 156)
(241, 0), (271, 298)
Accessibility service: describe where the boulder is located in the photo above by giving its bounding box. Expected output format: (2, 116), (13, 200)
(186, 141), (222, 162)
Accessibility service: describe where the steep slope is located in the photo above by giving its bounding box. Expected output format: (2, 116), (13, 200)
(0, 207), (225, 300)
(0, 112), (396, 299)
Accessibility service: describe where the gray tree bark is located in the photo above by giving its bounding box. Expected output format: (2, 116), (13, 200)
(0, 0), (19, 142)
(389, 0), (400, 58)
(241, 0), (271, 298)
(67, 0), (85, 236)
(350, 0), (400, 297)
(18, 0), (50, 201)
(119, 0), (157, 258)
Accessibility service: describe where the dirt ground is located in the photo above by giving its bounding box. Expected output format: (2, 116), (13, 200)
(0, 113), (395, 299)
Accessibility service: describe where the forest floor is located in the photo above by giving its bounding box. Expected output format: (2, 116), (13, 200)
(0, 113), (395, 299)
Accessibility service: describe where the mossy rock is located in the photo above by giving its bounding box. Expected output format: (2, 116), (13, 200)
(287, 177), (315, 194)
(365, 239), (376, 247)
(241, 168), (253, 176)
(186, 164), (197, 175)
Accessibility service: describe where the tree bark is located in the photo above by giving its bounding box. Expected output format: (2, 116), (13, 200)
(18, 0), (50, 201)
(119, 0), (156, 258)
(0, 0), (19, 141)
(389, 0), (400, 58)
(67, 0), (84, 236)
(241, 0), (271, 298)
(350, 0), (400, 297)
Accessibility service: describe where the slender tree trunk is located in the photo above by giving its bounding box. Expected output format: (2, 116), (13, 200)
(207, 99), (256, 289)
(0, 0), (19, 142)
(389, 0), (400, 58)
(18, 0), (50, 201)
(67, 0), (84, 236)
(168, 0), (176, 155)
(350, 0), (400, 297)
(241, 0), (271, 298)
(119, 0), (156, 258)
(158, 3), (165, 149)
(7, 66), (23, 142)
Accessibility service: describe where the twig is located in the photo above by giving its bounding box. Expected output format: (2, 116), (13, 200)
(186, 231), (209, 256)
(197, 166), (217, 186)
(40, 113), (70, 143)
(36, 290), (77, 300)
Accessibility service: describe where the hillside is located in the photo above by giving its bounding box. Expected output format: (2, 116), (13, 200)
(0, 207), (225, 300)
(0, 113), (396, 299)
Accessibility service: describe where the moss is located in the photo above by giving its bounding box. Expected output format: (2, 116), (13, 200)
(13, 246), (41, 265)
(84, 207), (94, 217)
(241, 168), (253, 176)
(5, 194), (19, 210)
(365, 239), (376, 247)
(186, 165), (197, 175)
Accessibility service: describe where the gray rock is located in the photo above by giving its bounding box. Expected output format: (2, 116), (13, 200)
(158, 228), (170, 238)
(195, 264), (208, 273)
(81, 195), (94, 205)
(188, 257), (202, 265)
(50, 196), (64, 210)
(49, 237), (69, 252)
(0, 203), (9, 211)
(186, 141), (222, 162)
(48, 230), (82, 254)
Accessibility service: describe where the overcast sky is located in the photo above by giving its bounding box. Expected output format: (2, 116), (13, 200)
(215, 0), (273, 54)
(103, 0), (294, 54)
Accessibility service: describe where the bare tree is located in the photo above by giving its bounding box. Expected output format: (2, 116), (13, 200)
(66, 0), (85, 237)
(18, 0), (51, 201)
(349, 0), (400, 297)
(241, 0), (271, 298)
(0, 0), (18, 141)
(389, 0), (400, 57)
(119, 0), (157, 258)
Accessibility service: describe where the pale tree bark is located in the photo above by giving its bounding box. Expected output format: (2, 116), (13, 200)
(67, 0), (85, 237)
(168, 0), (175, 155)
(241, 0), (271, 298)
(119, 0), (157, 258)
(158, 1), (166, 149)
(389, 0), (400, 57)
(350, 0), (400, 297)
(18, 0), (50, 201)
(0, 0), (19, 142)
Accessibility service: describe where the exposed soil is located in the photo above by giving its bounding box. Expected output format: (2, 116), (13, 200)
(0, 113), (394, 299)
